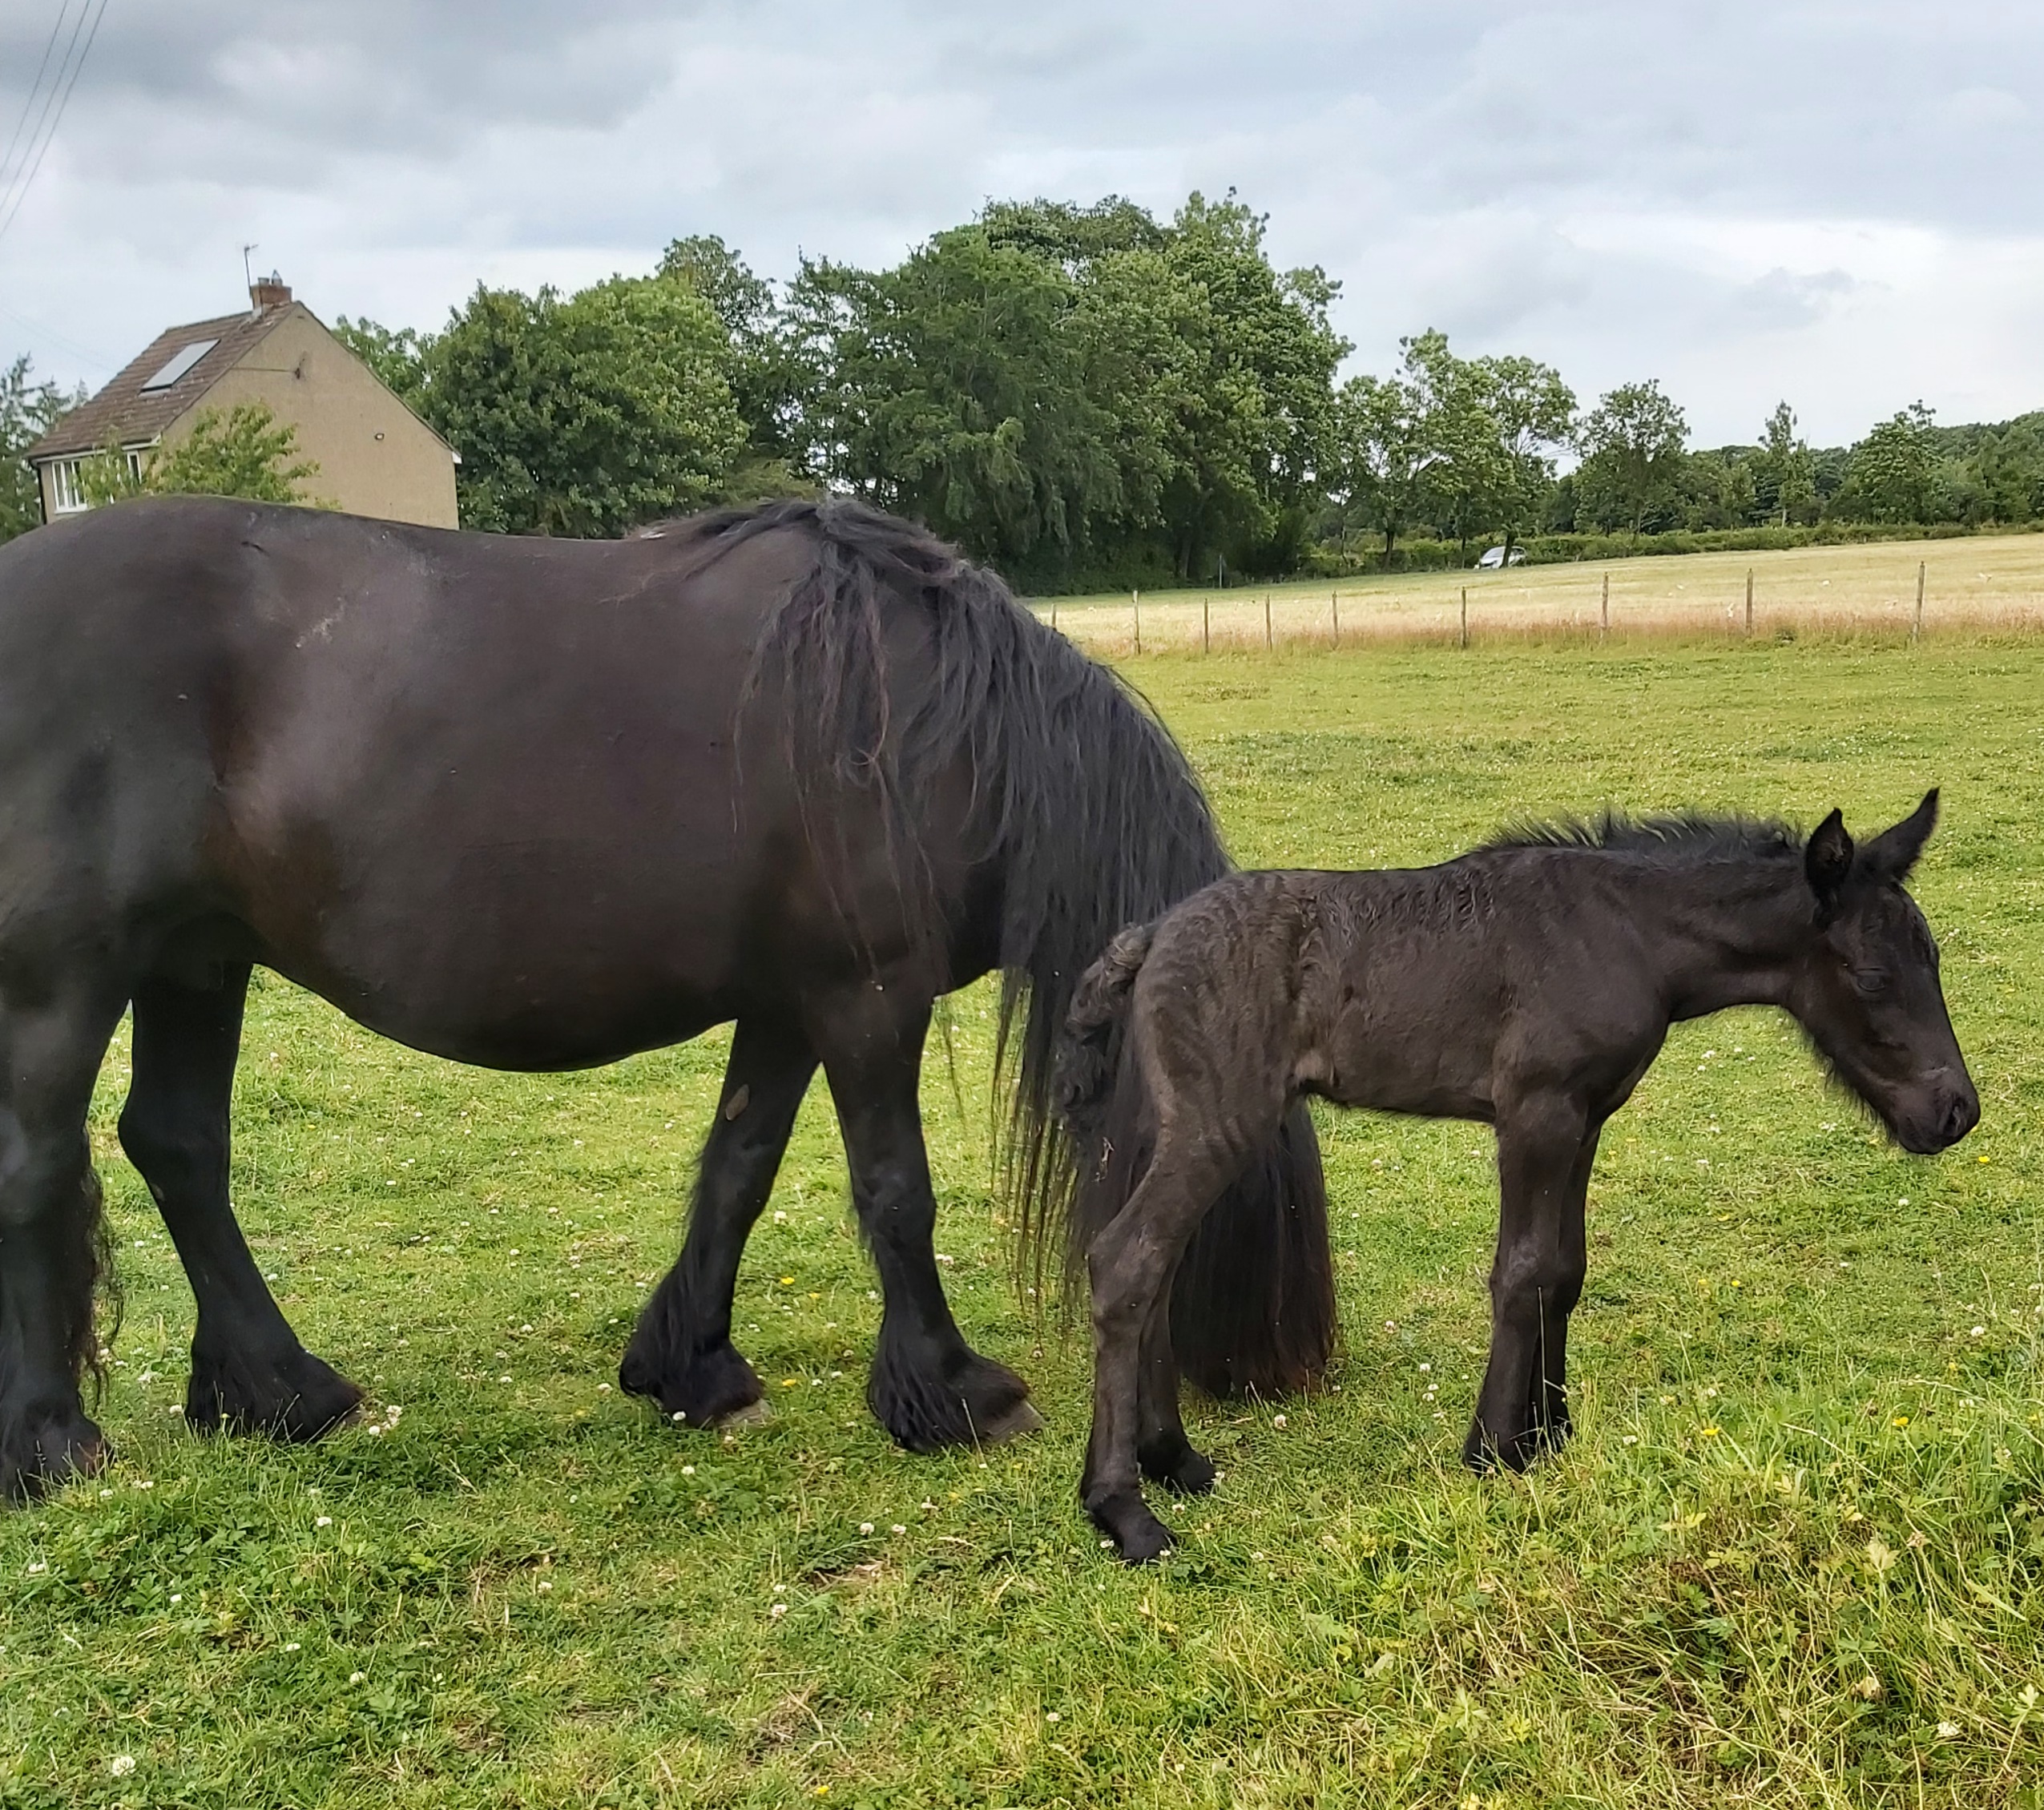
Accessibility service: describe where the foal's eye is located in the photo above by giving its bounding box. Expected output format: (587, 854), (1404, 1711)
(1850, 968), (1889, 998)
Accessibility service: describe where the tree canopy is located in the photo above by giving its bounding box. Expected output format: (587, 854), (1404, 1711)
(12, 191), (2044, 565)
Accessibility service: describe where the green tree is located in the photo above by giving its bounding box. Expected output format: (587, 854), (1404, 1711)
(1751, 401), (1816, 525)
(1474, 353), (1574, 558)
(1156, 192), (1346, 578)
(1328, 369), (1437, 566)
(791, 227), (1122, 575)
(1842, 401), (1942, 524)
(794, 191), (1345, 586)
(1, 355), (82, 541)
(656, 235), (810, 492)
(1576, 381), (1690, 532)
(429, 276), (744, 535)
(77, 401), (322, 508)
(1392, 331), (1504, 554)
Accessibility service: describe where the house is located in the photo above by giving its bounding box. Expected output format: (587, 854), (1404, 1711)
(25, 274), (459, 529)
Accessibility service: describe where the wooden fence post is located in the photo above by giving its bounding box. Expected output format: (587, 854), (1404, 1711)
(1264, 594), (1272, 650)
(1332, 591), (1340, 647)
(1460, 586), (1469, 649)
(1203, 596), (1211, 654)
(1132, 590), (1141, 656)
(1915, 561), (1925, 641)
(1050, 600), (1058, 632)
(1600, 570), (1609, 639)
(1745, 568), (1754, 638)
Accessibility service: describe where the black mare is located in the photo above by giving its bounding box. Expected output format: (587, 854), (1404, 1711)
(0, 495), (1336, 1498)
(1054, 798), (1980, 1560)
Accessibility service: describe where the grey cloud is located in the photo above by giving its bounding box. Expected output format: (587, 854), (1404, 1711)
(4, 0), (2043, 443)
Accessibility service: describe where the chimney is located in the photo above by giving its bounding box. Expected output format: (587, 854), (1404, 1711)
(249, 271), (292, 315)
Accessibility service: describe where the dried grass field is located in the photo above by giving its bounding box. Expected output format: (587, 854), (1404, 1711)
(1037, 532), (2044, 653)
(2, 633), (2042, 1808)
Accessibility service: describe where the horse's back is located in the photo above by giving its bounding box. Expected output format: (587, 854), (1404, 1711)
(0, 499), (882, 1062)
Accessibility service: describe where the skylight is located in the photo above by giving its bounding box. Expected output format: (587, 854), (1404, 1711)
(139, 338), (219, 391)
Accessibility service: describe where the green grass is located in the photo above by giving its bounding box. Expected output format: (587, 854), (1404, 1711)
(6, 639), (2044, 1808)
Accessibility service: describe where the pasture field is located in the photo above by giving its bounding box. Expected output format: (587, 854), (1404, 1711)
(4, 637), (2043, 1808)
(1038, 530), (2044, 652)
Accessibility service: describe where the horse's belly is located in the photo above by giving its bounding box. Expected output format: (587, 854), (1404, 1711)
(252, 832), (760, 1070)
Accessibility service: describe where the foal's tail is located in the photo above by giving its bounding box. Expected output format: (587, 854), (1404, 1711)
(1054, 925), (1335, 1396)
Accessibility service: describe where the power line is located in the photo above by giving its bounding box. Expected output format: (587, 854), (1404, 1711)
(0, 0), (91, 229)
(0, 0), (111, 249)
(0, 2), (75, 206)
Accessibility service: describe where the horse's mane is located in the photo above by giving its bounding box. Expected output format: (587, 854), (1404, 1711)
(635, 495), (1335, 1397)
(1482, 812), (1804, 864)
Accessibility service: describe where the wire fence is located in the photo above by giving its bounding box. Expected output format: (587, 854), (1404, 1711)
(1029, 550), (2044, 656)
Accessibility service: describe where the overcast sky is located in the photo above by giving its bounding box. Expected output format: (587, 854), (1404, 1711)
(2, 0), (2040, 446)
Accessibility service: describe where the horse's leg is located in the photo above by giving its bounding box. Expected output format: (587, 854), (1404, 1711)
(1135, 1264), (1215, 1494)
(1463, 1096), (1591, 1473)
(0, 985), (123, 1498)
(120, 970), (362, 1438)
(620, 1016), (817, 1426)
(814, 996), (1038, 1453)
(1082, 1135), (1234, 1562)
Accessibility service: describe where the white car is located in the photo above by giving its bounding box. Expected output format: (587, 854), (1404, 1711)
(1475, 544), (1527, 570)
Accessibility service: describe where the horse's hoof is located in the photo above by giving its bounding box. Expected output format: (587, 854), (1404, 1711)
(0, 1411), (109, 1502)
(620, 1339), (764, 1428)
(187, 1345), (363, 1442)
(869, 1343), (1032, 1452)
(979, 1399), (1043, 1443)
(709, 1398), (772, 1429)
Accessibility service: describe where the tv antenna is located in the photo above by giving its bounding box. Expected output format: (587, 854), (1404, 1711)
(241, 242), (260, 291)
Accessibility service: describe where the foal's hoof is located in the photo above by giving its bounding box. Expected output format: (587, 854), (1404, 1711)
(1087, 1490), (1175, 1565)
(709, 1398), (772, 1430)
(1461, 1419), (1558, 1476)
(619, 1338), (764, 1429)
(1139, 1437), (1216, 1495)
(0, 1410), (108, 1502)
(187, 1345), (363, 1441)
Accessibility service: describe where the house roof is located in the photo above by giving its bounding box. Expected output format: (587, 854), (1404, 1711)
(24, 305), (293, 462)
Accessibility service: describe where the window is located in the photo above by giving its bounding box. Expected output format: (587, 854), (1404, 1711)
(139, 338), (218, 391)
(47, 458), (86, 514)
(43, 445), (151, 517)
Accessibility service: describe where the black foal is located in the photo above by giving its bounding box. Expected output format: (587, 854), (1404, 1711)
(1055, 794), (1979, 1561)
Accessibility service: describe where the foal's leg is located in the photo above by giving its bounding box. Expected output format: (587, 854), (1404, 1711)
(1531, 1130), (1599, 1451)
(1083, 1133), (1236, 1562)
(1463, 1096), (1592, 1473)
(620, 1015), (817, 1426)
(0, 985), (123, 1498)
(1135, 1268), (1216, 1494)
(814, 996), (1037, 1452)
(120, 970), (362, 1438)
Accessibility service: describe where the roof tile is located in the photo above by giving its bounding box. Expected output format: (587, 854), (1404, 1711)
(25, 306), (291, 462)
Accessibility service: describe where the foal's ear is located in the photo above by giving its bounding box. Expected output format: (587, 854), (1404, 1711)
(1861, 788), (1939, 885)
(1805, 808), (1853, 919)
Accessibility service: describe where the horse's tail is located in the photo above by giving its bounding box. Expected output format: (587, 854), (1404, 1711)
(717, 497), (1335, 1397)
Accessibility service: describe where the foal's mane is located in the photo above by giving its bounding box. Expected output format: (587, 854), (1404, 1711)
(1482, 812), (1804, 865)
